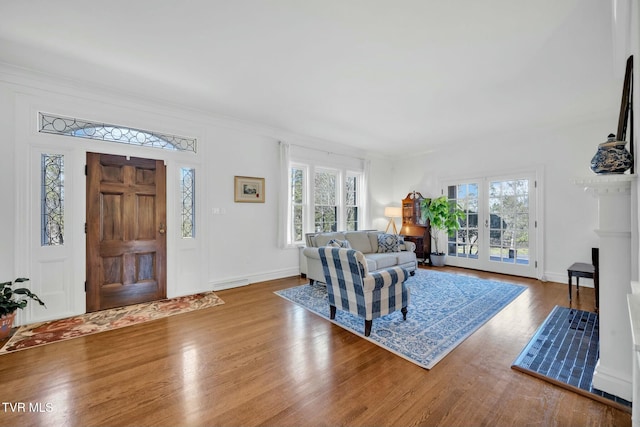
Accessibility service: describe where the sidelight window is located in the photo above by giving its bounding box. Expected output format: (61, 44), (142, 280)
(180, 168), (196, 238)
(41, 154), (64, 246)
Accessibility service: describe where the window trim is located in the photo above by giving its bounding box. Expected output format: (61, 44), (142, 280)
(287, 162), (364, 246)
(39, 112), (197, 153)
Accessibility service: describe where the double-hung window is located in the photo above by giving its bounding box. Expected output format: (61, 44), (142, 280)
(314, 169), (338, 233)
(290, 165), (306, 243)
(345, 173), (360, 231)
(287, 162), (364, 246)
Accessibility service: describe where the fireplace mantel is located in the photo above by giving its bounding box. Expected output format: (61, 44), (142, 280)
(573, 174), (636, 195)
(574, 173), (635, 402)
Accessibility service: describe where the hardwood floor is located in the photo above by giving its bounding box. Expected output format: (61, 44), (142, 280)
(0, 266), (631, 426)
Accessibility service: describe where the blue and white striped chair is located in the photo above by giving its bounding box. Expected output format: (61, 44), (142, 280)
(317, 247), (410, 337)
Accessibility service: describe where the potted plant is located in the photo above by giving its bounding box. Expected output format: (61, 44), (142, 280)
(421, 196), (465, 267)
(0, 278), (45, 339)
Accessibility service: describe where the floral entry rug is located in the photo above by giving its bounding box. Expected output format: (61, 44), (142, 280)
(0, 291), (224, 354)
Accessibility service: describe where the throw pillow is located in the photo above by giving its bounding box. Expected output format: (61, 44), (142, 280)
(327, 239), (351, 248)
(377, 233), (400, 253)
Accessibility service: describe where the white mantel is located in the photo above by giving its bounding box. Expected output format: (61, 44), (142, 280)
(574, 174), (636, 402)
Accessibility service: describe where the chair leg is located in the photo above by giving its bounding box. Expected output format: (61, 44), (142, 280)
(309, 279), (314, 286)
(329, 305), (336, 320)
(401, 306), (408, 321)
(364, 319), (372, 337)
(594, 273), (599, 312)
(567, 272), (572, 302)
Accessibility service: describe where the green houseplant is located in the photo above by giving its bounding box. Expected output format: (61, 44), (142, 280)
(420, 196), (465, 267)
(0, 278), (45, 339)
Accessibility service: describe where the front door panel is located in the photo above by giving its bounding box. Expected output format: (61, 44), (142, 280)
(86, 152), (167, 312)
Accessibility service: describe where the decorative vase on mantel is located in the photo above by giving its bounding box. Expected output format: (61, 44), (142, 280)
(590, 133), (633, 174)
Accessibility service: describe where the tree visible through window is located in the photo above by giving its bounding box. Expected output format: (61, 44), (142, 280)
(290, 167), (304, 242)
(314, 170), (337, 232)
(345, 174), (359, 231)
(287, 164), (363, 245)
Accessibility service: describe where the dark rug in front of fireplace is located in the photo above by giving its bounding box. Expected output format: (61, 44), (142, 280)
(512, 305), (631, 413)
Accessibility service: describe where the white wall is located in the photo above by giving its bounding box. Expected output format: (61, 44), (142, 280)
(386, 113), (619, 283)
(0, 84), (16, 278)
(1, 66), (360, 323)
(367, 157), (397, 232)
(0, 66), (627, 325)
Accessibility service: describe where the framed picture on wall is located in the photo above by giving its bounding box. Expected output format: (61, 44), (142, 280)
(234, 176), (265, 203)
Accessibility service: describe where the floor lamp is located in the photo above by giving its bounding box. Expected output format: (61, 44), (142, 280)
(384, 207), (402, 234)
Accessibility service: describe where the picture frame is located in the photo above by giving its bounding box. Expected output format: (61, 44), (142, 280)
(234, 176), (265, 203)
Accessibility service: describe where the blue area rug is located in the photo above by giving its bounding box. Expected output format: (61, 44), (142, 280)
(275, 269), (526, 369)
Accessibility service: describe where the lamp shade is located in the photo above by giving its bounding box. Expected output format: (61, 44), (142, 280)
(384, 207), (402, 218)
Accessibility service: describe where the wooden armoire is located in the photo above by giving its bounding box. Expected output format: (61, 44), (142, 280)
(400, 191), (431, 264)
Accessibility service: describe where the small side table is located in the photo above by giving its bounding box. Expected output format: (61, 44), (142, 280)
(402, 235), (426, 264)
(567, 262), (596, 309)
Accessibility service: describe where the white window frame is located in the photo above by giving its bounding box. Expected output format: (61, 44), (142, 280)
(289, 163), (308, 245)
(345, 171), (363, 231)
(286, 162), (365, 246)
(313, 167), (340, 233)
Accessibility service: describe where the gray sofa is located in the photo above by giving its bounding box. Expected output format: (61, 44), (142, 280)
(302, 230), (417, 285)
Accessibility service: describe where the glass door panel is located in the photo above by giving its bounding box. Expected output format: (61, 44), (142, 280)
(488, 179), (529, 265)
(441, 172), (537, 278)
(447, 182), (480, 260)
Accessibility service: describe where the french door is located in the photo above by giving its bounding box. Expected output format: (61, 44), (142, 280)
(442, 172), (539, 278)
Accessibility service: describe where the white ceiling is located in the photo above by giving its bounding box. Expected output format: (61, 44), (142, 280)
(0, 0), (621, 156)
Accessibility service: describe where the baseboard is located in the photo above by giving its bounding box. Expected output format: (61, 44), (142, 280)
(209, 267), (301, 291)
(544, 271), (594, 288)
(592, 359), (633, 402)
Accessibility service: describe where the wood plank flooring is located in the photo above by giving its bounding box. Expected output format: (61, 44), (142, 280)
(0, 266), (631, 426)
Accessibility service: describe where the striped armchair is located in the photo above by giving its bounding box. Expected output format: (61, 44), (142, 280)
(317, 247), (410, 337)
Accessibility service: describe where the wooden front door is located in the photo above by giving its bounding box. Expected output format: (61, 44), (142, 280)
(86, 152), (167, 312)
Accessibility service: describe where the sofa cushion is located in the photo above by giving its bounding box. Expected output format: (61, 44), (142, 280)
(328, 239), (351, 248)
(345, 231), (373, 253)
(315, 232), (346, 247)
(365, 253), (398, 270)
(377, 233), (401, 253)
(367, 231), (381, 252)
(396, 250), (416, 265)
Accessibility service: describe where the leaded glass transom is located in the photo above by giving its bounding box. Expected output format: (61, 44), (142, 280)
(181, 168), (196, 238)
(39, 113), (197, 153)
(41, 154), (64, 246)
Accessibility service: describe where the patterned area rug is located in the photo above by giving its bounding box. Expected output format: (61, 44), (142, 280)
(0, 291), (224, 354)
(275, 269), (526, 369)
(512, 305), (632, 412)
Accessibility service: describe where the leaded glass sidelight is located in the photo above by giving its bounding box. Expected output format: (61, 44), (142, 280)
(39, 113), (197, 153)
(181, 168), (195, 238)
(41, 154), (64, 246)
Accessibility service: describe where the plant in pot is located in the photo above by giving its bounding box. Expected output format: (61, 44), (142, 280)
(420, 196), (465, 267)
(0, 278), (45, 339)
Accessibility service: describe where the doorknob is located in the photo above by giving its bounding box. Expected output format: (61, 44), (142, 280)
(485, 219), (489, 228)
(159, 223), (166, 235)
